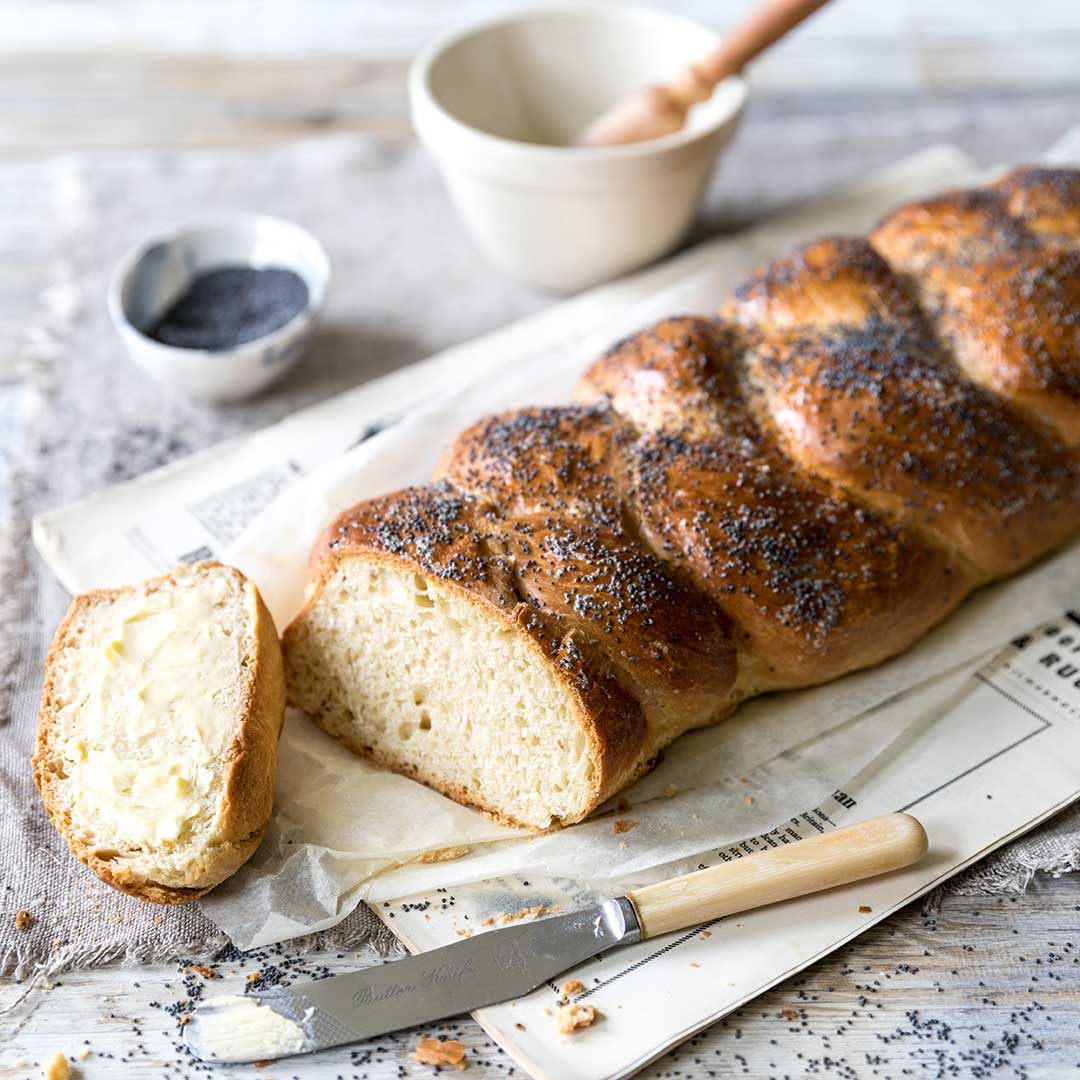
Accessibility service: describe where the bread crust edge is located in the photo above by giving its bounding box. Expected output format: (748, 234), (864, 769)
(282, 546), (649, 831)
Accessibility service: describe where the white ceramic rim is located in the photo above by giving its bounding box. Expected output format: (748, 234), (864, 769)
(408, 1), (749, 163)
(106, 212), (331, 365)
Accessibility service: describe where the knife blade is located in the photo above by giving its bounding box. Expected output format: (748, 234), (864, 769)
(185, 896), (639, 1063)
(185, 811), (928, 1064)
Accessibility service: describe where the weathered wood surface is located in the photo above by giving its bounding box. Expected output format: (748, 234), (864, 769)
(2, 876), (1078, 1078)
(1, 0), (1080, 154)
(2, 2), (1079, 1076)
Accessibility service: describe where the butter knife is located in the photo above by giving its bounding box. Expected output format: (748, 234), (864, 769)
(185, 812), (926, 1063)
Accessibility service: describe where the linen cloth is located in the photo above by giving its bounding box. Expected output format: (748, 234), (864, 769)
(2, 133), (1077, 979)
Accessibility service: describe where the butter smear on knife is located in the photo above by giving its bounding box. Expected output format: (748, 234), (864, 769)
(192, 996), (307, 1061)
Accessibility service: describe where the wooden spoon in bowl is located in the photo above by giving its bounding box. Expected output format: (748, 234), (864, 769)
(576, 0), (832, 148)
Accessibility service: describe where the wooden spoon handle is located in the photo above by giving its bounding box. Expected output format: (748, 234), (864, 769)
(627, 813), (928, 940)
(667, 0), (832, 108)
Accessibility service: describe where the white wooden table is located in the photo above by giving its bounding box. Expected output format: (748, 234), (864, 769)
(3, 2), (1080, 1077)
(3, 877), (1078, 1078)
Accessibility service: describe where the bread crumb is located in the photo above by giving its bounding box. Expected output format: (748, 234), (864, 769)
(663, 784), (679, 798)
(618, 841), (628, 849)
(76, 1048), (91, 1060)
(780, 1008), (799, 1020)
(416, 845), (471, 864)
(561, 978), (585, 994)
(743, 795), (753, 806)
(481, 916), (495, 926)
(556, 1003), (598, 1034)
(690, 962), (700, 968)
(500, 905), (551, 923)
(246, 970), (262, 982)
(252, 1061), (272, 1069)
(700, 930), (712, 939)
(186, 964), (217, 979)
(612, 819), (636, 835)
(15, 1061), (28, 1069)
(15, 909), (34, 932)
(42, 1052), (71, 1080)
(514, 1022), (526, 1032)
(413, 1037), (467, 1069)
(858, 904), (872, 913)
(454, 928), (473, 937)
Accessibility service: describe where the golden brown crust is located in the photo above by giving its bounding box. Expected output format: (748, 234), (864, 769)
(434, 405), (631, 523)
(725, 237), (1080, 577)
(33, 562), (285, 904)
(870, 169), (1080, 447)
(577, 311), (974, 690)
(725, 238), (926, 336)
(990, 166), (1080, 248)
(213, 579), (286, 876)
(576, 317), (755, 440)
(433, 407), (737, 727)
(912, 250), (1080, 445)
(626, 432), (972, 691)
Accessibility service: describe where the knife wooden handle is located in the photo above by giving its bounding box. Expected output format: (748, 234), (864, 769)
(626, 813), (928, 940)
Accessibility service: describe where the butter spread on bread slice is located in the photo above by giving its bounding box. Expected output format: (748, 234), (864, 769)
(35, 562), (284, 903)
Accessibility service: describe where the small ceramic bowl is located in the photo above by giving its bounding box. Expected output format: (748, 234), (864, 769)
(409, 2), (747, 292)
(108, 215), (330, 403)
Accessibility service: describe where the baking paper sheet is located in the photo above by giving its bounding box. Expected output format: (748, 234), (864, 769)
(33, 133), (1080, 1080)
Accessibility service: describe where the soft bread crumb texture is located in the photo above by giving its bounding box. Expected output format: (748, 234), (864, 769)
(556, 1003), (598, 1034)
(42, 1052), (71, 1080)
(500, 905), (553, 923)
(413, 1038), (468, 1069)
(53, 570), (244, 849)
(285, 558), (597, 829)
(415, 844), (471, 864)
(34, 562), (284, 903)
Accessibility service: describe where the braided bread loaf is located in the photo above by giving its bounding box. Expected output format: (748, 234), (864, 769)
(284, 167), (1080, 830)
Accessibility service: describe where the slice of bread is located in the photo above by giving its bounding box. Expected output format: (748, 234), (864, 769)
(34, 562), (285, 904)
(284, 554), (623, 831)
(280, 489), (688, 832)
